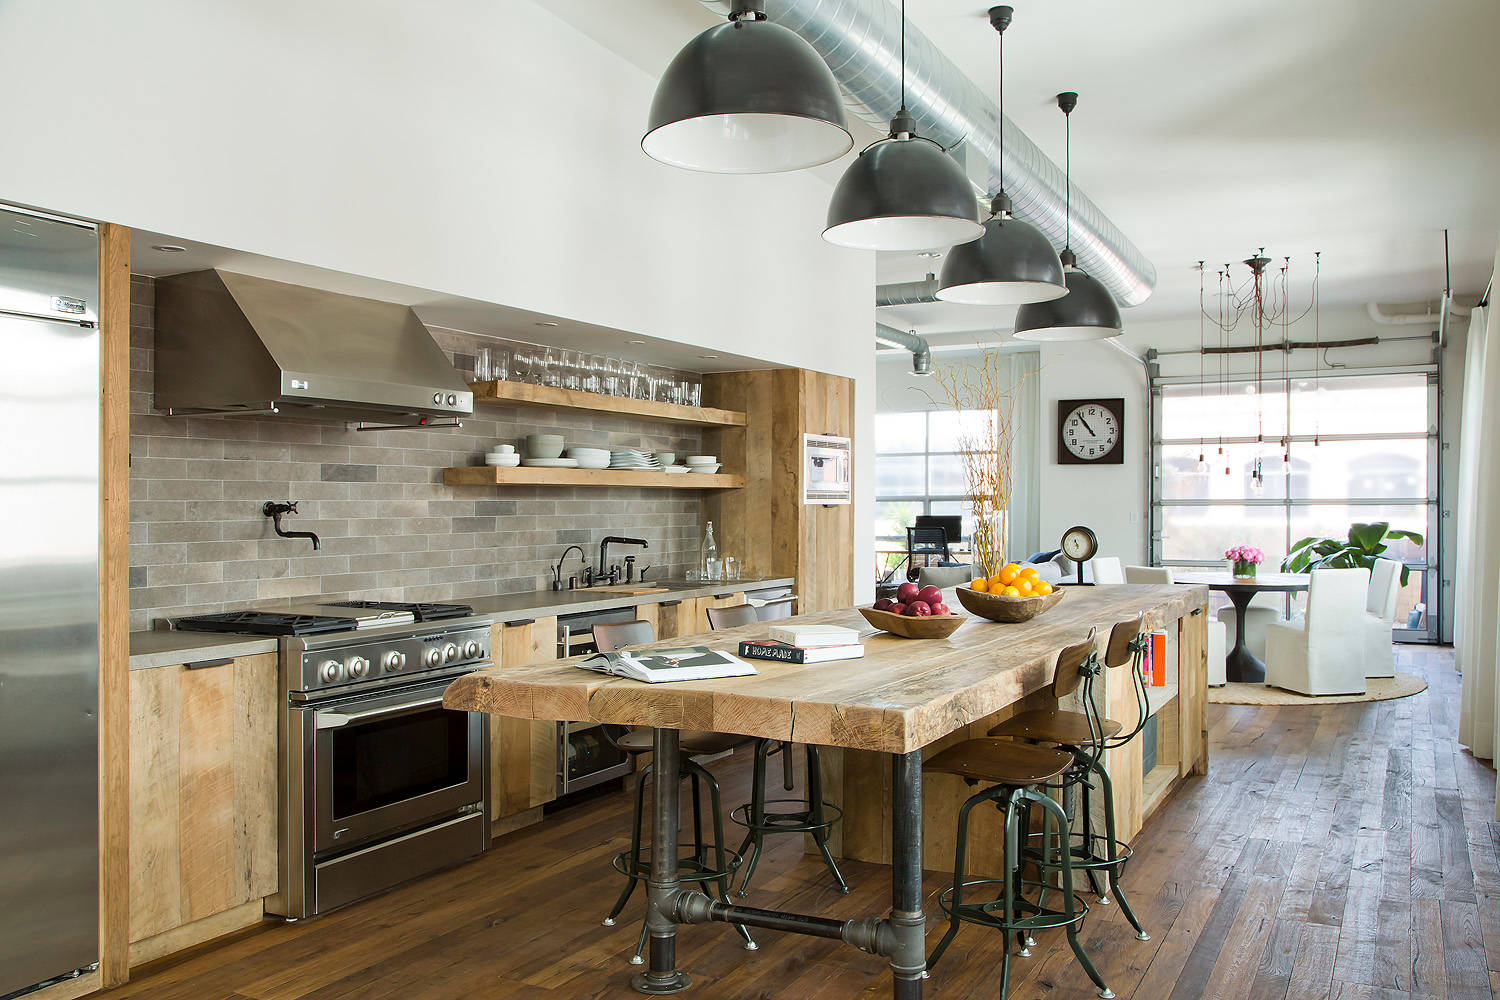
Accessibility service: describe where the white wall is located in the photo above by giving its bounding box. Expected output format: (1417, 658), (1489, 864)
(0, 0), (877, 595)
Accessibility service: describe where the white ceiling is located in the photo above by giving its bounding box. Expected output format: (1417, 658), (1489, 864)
(551, 0), (1500, 344)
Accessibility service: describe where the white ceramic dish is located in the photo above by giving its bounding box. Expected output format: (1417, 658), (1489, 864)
(662, 466), (690, 475)
(521, 457), (579, 468)
(654, 452), (676, 466)
(566, 447), (611, 469)
(484, 454), (521, 467)
(493, 444), (515, 454)
(688, 463), (722, 474)
(685, 455), (716, 465)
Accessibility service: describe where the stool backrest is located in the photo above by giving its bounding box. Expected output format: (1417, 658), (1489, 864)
(1104, 614), (1145, 668)
(1051, 628), (1099, 699)
(756, 598), (796, 621)
(593, 619), (656, 653)
(706, 604), (758, 630)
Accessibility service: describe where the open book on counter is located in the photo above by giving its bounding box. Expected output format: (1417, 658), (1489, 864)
(577, 645), (757, 684)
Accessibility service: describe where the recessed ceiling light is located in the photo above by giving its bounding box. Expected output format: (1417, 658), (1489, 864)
(698, 354), (719, 360)
(535, 321), (559, 328)
(627, 339), (647, 345)
(152, 244), (188, 253)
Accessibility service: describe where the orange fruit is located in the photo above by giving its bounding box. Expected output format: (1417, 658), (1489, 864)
(1014, 578), (1035, 596)
(1035, 581), (1054, 596)
(1017, 566), (1040, 582)
(1000, 585), (1022, 597)
(998, 563), (1022, 586)
(986, 574), (1007, 593)
(970, 578), (988, 593)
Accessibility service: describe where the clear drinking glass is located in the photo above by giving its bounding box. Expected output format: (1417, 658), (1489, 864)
(704, 557), (723, 582)
(475, 347), (492, 382)
(723, 556), (740, 581)
(491, 349), (510, 382)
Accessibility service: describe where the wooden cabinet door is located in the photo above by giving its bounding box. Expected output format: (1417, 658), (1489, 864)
(489, 616), (560, 820)
(658, 597), (711, 638)
(128, 653), (278, 945)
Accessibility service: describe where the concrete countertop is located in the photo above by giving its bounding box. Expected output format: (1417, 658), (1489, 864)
(128, 577), (795, 670)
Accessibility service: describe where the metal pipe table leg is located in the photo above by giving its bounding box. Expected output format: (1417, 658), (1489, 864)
(632, 729), (691, 995)
(890, 749), (926, 1000)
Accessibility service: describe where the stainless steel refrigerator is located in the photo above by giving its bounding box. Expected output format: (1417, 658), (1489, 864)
(0, 205), (100, 994)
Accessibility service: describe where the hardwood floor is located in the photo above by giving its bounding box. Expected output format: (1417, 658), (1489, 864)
(105, 645), (1497, 1000)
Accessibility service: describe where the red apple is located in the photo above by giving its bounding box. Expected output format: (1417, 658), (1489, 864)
(931, 602), (951, 616)
(896, 581), (920, 604)
(905, 600), (932, 617)
(873, 598), (895, 611)
(888, 602), (907, 616)
(916, 585), (943, 607)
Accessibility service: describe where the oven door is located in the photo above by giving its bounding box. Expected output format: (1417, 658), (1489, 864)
(308, 680), (485, 856)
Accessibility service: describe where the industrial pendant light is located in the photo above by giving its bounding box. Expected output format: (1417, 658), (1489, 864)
(935, 7), (1065, 306)
(1013, 92), (1124, 341)
(643, 2), (853, 174)
(822, 0), (982, 251)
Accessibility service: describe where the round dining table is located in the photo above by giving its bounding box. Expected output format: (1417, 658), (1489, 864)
(1173, 571), (1311, 683)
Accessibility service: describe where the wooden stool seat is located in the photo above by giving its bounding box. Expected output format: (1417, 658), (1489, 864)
(924, 738), (1073, 786)
(989, 708), (1123, 746)
(616, 728), (751, 756)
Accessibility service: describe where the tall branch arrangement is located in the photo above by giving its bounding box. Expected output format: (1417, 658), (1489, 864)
(925, 349), (1035, 580)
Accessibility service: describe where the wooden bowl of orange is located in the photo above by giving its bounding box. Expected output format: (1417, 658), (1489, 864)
(955, 563), (1065, 623)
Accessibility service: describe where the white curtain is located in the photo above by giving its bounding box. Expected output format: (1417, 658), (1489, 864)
(1005, 350), (1043, 560)
(1455, 244), (1499, 818)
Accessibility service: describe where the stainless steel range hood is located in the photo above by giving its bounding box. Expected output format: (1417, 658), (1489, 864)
(154, 269), (472, 425)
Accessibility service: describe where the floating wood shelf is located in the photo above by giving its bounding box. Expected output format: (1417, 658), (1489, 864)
(468, 380), (747, 428)
(1144, 683), (1179, 719)
(1141, 762), (1178, 819)
(444, 466), (745, 490)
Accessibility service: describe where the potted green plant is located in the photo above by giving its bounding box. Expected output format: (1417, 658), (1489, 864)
(1281, 521), (1424, 584)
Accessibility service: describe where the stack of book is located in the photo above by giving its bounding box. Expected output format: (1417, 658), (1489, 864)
(738, 623), (864, 664)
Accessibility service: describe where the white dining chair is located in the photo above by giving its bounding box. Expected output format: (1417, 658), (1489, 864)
(1088, 557), (1125, 584)
(1263, 568), (1371, 696)
(1124, 565), (1173, 584)
(1360, 558), (1401, 679)
(1207, 617), (1228, 687)
(1216, 595), (1282, 661)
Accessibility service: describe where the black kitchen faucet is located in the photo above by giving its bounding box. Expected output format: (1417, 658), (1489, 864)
(598, 536), (648, 583)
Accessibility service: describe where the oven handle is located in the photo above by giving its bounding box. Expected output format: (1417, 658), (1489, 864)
(314, 693), (448, 729)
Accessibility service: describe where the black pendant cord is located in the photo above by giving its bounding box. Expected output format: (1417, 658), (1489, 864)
(997, 26), (1004, 200)
(900, 0), (906, 113)
(1064, 107), (1071, 253)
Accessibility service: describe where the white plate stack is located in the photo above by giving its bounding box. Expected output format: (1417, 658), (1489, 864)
(609, 449), (662, 470)
(685, 455), (720, 475)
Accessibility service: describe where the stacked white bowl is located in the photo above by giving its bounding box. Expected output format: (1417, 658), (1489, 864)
(566, 447), (611, 469)
(484, 444), (520, 467)
(685, 455), (720, 475)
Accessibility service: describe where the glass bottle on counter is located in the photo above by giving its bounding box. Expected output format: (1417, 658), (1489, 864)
(701, 521), (720, 581)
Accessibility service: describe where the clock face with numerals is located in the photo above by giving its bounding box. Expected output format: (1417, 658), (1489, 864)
(1057, 398), (1125, 465)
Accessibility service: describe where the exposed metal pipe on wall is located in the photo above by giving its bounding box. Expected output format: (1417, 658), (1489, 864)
(875, 278), (941, 308)
(876, 323), (932, 375)
(697, 0), (1156, 306)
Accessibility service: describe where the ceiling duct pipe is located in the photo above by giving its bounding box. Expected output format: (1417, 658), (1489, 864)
(876, 277), (942, 308)
(696, 0), (1156, 306)
(876, 322), (933, 375)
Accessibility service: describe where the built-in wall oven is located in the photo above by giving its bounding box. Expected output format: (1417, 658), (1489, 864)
(555, 608), (639, 796)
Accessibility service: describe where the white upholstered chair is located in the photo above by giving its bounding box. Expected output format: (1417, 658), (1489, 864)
(1360, 558), (1401, 679)
(1088, 557), (1126, 584)
(1263, 568), (1370, 696)
(1207, 618), (1228, 687)
(1216, 595), (1282, 661)
(1124, 565), (1173, 584)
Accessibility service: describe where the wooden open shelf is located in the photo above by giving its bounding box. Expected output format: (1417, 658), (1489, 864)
(1144, 683), (1179, 719)
(468, 380), (747, 428)
(444, 466), (745, 490)
(1141, 762), (1178, 819)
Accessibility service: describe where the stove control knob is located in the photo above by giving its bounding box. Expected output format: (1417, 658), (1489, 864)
(319, 660), (342, 684)
(347, 656), (370, 679)
(424, 648), (443, 668)
(383, 651), (406, 673)
(442, 642), (459, 664)
(464, 640), (481, 660)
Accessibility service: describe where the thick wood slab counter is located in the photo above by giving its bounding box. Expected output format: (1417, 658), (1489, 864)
(444, 583), (1206, 754)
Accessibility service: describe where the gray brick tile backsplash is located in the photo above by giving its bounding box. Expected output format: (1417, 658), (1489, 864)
(128, 275), (707, 629)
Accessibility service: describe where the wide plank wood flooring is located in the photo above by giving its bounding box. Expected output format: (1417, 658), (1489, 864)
(104, 645), (1498, 1000)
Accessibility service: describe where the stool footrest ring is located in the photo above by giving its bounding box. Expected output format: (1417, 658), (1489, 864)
(729, 799), (842, 835)
(936, 877), (1092, 933)
(612, 845), (744, 884)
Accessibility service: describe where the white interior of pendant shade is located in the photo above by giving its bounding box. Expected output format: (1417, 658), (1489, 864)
(822, 215), (984, 253)
(642, 113), (853, 174)
(1011, 323), (1123, 341)
(935, 280), (1069, 306)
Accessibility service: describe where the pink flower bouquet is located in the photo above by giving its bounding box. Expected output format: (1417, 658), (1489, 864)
(1225, 544), (1265, 578)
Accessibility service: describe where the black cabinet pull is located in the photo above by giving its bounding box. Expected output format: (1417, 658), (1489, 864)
(660, 600), (682, 607)
(185, 657), (233, 670)
(504, 618), (536, 627)
(713, 593), (734, 600)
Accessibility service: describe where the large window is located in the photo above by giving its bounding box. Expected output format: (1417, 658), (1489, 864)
(1151, 371), (1438, 640)
(875, 410), (996, 567)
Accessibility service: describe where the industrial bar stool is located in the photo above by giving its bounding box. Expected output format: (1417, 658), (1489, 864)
(592, 620), (756, 963)
(923, 631), (1113, 999)
(704, 603), (849, 897)
(989, 614), (1153, 942)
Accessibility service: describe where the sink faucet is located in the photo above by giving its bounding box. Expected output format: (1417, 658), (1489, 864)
(598, 536), (648, 581)
(553, 544), (588, 590)
(263, 501), (320, 550)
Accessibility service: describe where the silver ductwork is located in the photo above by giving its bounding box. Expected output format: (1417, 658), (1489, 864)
(875, 277), (941, 308)
(876, 322), (932, 375)
(698, 0), (1156, 306)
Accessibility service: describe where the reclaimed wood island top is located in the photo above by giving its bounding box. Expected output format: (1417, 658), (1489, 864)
(444, 583), (1206, 754)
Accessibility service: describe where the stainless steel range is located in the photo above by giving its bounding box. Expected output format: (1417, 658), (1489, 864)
(174, 601), (492, 919)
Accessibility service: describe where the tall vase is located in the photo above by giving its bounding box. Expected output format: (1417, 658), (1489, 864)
(1230, 558), (1257, 579)
(972, 508), (1008, 579)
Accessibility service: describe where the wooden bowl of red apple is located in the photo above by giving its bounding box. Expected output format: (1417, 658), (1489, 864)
(858, 583), (966, 639)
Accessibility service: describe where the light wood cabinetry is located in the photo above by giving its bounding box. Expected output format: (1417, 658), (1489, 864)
(489, 617), (560, 822)
(654, 592), (743, 637)
(127, 653), (278, 956)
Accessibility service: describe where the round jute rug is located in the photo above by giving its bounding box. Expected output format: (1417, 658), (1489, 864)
(1208, 671), (1427, 706)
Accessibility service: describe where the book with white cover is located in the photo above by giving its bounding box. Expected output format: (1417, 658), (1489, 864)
(576, 645), (756, 684)
(767, 624), (862, 648)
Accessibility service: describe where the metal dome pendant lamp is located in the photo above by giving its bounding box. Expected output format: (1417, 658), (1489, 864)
(1012, 92), (1125, 340)
(936, 7), (1066, 306)
(822, 0), (983, 251)
(642, 2), (853, 174)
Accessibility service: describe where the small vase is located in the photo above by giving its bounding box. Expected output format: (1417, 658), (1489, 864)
(1231, 559), (1257, 579)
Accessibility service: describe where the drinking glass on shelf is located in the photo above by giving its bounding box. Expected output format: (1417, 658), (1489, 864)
(540, 349), (561, 388)
(511, 348), (534, 383)
(475, 347), (492, 382)
(705, 557), (723, 582)
(491, 349), (510, 382)
(687, 379), (702, 408)
(723, 556), (740, 581)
